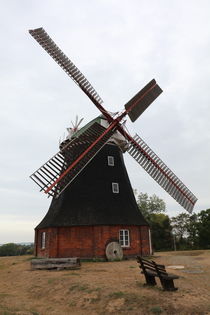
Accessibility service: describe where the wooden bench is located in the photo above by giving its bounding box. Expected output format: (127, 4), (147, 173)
(137, 256), (179, 291)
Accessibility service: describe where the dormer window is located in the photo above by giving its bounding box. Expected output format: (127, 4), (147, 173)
(112, 182), (119, 193)
(108, 156), (114, 166)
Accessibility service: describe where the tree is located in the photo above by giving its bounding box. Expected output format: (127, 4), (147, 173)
(149, 213), (173, 251)
(136, 192), (166, 221)
(0, 243), (34, 257)
(197, 209), (210, 249)
(136, 192), (172, 251)
(170, 213), (191, 249)
(186, 213), (199, 248)
(170, 209), (210, 250)
(0, 243), (19, 256)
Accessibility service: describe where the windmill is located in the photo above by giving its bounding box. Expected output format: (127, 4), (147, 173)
(29, 28), (197, 259)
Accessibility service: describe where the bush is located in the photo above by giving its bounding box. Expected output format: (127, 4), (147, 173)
(0, 243), (34, 256)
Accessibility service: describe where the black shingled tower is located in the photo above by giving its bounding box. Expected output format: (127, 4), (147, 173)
(36, 143), (148, 229)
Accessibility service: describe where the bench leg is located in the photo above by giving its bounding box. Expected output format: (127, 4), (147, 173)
(160, 278), (178, 291)
(144, 274), (157, 286)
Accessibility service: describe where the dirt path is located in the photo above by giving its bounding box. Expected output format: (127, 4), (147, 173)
(0, 250), (210, 314)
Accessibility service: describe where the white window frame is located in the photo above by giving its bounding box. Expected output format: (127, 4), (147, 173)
(119, 229), (130, 247)
(107, 155), (114, 166)
(112, 182), (119, 193)
(41, 231), (46, 249)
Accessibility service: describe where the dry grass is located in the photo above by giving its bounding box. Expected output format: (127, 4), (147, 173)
(0, 250), (210, 314)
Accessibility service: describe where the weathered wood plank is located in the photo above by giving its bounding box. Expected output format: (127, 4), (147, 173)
(31, 257), (81, 270)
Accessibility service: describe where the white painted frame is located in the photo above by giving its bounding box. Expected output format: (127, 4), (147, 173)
(112, 182), (119, 193)
(107, 155), (114, 166)
(41, 231), (46, 249)
(119, 229), (130, 247)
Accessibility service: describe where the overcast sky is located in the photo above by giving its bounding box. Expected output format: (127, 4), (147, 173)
(0, 0), (209, 243)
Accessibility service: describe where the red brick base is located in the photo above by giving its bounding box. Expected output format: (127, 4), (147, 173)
(35, 225), (151, 259)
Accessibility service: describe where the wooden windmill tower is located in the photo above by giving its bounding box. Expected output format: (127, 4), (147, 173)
(29, 28), (197, 260)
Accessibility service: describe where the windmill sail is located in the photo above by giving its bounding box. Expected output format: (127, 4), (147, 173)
(124, 79), (162, 122)
(127, 133), (197, 213)
(29, 28), (105, 111)
(30, 122), (115, 198)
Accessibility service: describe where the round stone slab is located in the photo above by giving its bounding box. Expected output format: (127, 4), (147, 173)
(105, 242), (123, 261)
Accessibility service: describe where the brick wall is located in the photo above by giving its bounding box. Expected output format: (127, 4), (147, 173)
(35, 225), (151, 259)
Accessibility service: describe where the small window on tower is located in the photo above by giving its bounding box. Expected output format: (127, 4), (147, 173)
(108, 156), (114, 166)
(41, 232), (46, 249)
(119, 229), (130, 247)
(112, 182), (119, 193)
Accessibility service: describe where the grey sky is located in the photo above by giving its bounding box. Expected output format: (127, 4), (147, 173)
(0, 0), (209, 243)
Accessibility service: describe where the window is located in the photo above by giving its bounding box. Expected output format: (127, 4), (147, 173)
(41, 232), (46, 249)
(112, 182), (119, 193)
(108, 156), (114, 166)
(119, 229), (130, 247)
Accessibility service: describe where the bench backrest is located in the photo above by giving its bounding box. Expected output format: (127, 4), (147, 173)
(137, 256), (168, 276)
(153, 261), (168, 277)
(137, 256), (156, 274)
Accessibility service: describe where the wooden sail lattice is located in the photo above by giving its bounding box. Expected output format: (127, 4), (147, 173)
(29, 28), (104, 107)
(127, 134), (197, 213)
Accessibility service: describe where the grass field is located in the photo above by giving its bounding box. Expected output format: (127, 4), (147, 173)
(0, 250), (210, 314)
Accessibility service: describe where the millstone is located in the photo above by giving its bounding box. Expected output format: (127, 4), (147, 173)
(105, 242), (123, 261)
